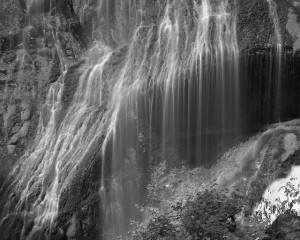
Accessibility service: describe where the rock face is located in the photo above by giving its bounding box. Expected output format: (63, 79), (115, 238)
(0, 0), (84, 184)
(0, 0), (300, 240)
(0, 0), (24, 37)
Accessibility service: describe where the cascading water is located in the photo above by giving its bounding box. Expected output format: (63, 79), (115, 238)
(100, 0), (240, 238)
(0, 70), (66, 238)
(92, 0), (146, 47)
(1, 0), (299, 239)
(266, 0), (282, 121)
(0, 0), (241, 238)
(0, 44), (113, 239)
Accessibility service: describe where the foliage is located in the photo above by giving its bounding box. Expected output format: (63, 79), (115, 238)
(235, 214), (270, 240)
(126, 159), (300, 240)
(130, 213), (179, 240)
(182, 190), (242, 240)
(146, 160), (167, 203)
(146, 161), (209, 206)
(127, 189), (244, 240)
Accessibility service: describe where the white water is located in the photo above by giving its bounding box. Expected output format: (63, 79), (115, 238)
(266, 0), (283, 121)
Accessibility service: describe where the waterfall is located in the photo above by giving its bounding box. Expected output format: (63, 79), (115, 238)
(0, 71), (66, 238)
(93, 0), (146, 46)
(100, 0), (240, 238)
(266, 0), (283, 121)
(0, 44), (112, 239)
(0, 0), (294, 239)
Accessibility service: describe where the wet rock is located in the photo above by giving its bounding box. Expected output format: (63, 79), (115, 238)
(3, 104), (17, 130)
(66, 213), (84, 239)
(11, 124), (21, 134)
(0, 1), (87, 230)
(0, 0), (24, 37)
(21, 101), (32, 121)
(72, 0), (99, 42)
(55, 137), (103, 240)
(19, 122), (30, 137)
(286, 8), (300, 53)
(7, 144), (16, 154)
(8, 134), (20, 145)
(2, 51), (17, 64)
(21, 108), (31, 121)
(48, 53), (62, 85)
(266, 213), (300, 240)
(72, 0), (142, 47)
(0, 69), (7, 75)
(34, 60), (42, 71)
(236, 0), (295, 50)
(57, 31), (82, 62)
(44, 30), (55, 48)
(23, 65), (34, 71)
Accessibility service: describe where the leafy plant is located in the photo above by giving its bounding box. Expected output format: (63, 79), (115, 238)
(127, 188), (245, 240)
(182, 190), (242, 240)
